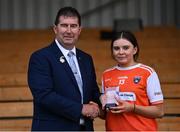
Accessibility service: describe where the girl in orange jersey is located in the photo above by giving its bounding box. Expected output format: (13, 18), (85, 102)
(100, 31), (164, 131)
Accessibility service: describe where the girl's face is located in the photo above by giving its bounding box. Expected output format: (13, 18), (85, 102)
(112, 38), (137, 67)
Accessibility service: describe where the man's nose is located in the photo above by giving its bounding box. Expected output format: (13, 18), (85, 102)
(66, 26), (72, 33)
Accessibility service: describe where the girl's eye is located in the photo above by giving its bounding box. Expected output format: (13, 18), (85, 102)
(122, 46), (129, 50)
(113, 46), (120, 50)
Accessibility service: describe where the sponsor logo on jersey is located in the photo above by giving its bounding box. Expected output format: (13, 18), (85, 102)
(116, 92), (136, 101)
(105, 78), (112, 82)
(118, 76), (128, 79)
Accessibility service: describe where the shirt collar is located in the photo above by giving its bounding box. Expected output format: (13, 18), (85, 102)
(55, 39), (76, 57)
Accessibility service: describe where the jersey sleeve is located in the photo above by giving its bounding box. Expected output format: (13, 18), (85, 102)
(147, 71), (164, 104)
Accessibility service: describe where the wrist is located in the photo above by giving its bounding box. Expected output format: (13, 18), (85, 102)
(82, 104), (87, 116)
(133, 103), (136, 112)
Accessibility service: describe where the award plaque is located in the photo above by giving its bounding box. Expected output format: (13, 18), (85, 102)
(105, 86), (119, 110)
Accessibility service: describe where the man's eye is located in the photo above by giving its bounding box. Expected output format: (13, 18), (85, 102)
(60, 24), (68, 28)
(70, 24), (78, 28)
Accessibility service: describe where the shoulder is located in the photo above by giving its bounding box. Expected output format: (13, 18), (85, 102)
(76, 48), (92, 60)
(76, 48), (91, 57)
(138, 63), (155, 74)
(103, 66), (117, 75)
(30, 42), (54, 59)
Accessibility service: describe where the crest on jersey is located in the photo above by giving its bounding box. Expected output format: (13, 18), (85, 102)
(133, 76), (141, 84)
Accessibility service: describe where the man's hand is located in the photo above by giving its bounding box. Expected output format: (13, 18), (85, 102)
(82, 101), (100, 119)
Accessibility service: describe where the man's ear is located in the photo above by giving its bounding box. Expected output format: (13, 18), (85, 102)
(53, 24), (57, 34)
(78, 26), (82, 34)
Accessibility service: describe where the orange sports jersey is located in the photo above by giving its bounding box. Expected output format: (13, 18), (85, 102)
(102, 63), (163, 131)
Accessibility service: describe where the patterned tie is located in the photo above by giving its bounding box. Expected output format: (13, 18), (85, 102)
(67, 51), (83, 103)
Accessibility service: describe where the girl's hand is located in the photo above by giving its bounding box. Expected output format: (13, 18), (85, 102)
(110, 99), (134, 114)
(100, 94), (107, 110)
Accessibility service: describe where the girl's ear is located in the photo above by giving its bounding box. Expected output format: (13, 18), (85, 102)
(133, 47), (138, 55)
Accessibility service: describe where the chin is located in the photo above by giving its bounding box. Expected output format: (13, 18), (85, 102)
(118, 61), (128, 66)
(64, 40), (73, 43)
(64, 41), (74, 45)
(117, 60), (127, 64)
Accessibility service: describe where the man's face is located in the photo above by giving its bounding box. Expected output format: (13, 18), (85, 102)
(53, 16), (81, 50)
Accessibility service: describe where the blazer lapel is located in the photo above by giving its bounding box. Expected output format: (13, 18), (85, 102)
(76, 51), (88, 98)
(50, 42), (80, 90)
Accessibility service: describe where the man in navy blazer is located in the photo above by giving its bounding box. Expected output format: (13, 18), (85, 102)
(28, 6), (101, 131)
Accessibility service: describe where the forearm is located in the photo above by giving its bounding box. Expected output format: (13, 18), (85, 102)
(134, 103), (164, 118)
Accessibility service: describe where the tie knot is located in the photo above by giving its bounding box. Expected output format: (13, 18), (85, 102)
(67, 51), (74, 57)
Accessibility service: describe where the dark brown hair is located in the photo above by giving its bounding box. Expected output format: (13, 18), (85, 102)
(111, 30), (139, 61)
(54, 6), (81, 26)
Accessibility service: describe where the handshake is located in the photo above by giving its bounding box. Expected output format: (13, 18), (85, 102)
(81, 101), (100, 119)
(81, 89), (124, 119)
(81, 90), (119, 119)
